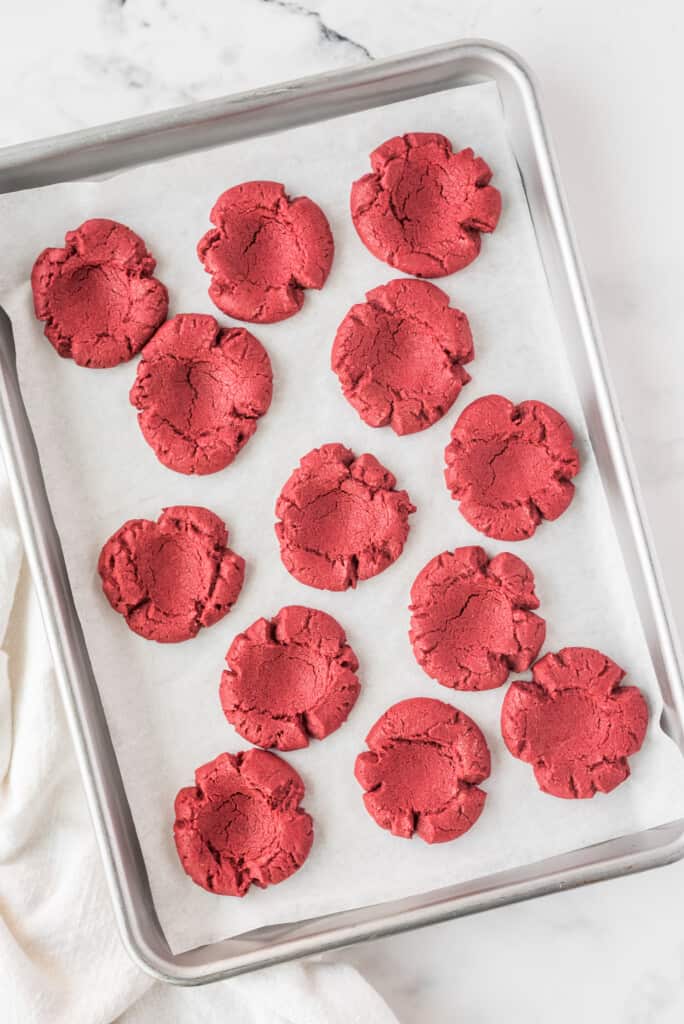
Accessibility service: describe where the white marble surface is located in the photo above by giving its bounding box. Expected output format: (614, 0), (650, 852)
(2, 1), (684, 1021)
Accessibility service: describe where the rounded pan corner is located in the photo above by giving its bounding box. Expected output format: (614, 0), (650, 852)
(119, 934), (188, 987)
(459, 38), (537, 80)
(115, 818), (684, 987)
(443, 38), (544, 105)
(119, 926), (301, 987)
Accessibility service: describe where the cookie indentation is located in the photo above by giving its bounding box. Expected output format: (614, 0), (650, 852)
(275, 443), (415, 591)
(220, 605), (361, 750)
(444, 394), (580, 541)
(174, 750), (313, 896)
(501, 646), (649, 798)
(331, 278), (473, 435)
(410, 546), (545, 690)
(31, 218), (168, 367)
(98, 505), (244, 642)
(197, 181), (333, 323)
(351, 132), (501, 277)
(355, 697), (490, 843)
(130, 313), (272, 475)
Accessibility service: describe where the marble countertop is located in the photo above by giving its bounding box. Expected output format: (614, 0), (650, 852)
(3, 1), (684, 1021)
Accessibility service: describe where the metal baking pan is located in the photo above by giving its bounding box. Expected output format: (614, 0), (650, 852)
(1, 40), (683, 985)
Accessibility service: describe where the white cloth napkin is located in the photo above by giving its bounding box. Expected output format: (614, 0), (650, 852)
(0, 470), (398, 1024)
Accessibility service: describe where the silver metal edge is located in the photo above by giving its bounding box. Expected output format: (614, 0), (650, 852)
(0, 41), (481, 189)
(514, 55), (684, 739)
(1, 39), (683, 984)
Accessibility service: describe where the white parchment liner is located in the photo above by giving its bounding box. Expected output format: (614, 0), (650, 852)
(2, 83), (683, 954)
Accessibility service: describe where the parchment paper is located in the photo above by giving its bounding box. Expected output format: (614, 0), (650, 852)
(2, 83), (684, 955)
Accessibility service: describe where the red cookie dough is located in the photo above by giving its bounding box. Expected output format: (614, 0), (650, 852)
(501, 647), (649, 799)
(275, 443), (415, 591)
(350, 132), (501, 278)
(98, 506), (244, 643)
(355, 697), (490, 843)
(174, 750), (314, 896)
(220, 605), (361, 751)
(197, 181), (334, 323)
(331, 278), (474, 435)
(31, 218), (168, 368)
(409, 546), (545, 691)
(444, 395), (580, 541)
(130, 313), (273, 475)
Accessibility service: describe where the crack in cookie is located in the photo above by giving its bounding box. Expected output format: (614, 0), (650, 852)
(332, 278), (473, 435)
(444, 394), (580, 540)
(409, 546), (545, 690)
(174, 749), (313, 895)
(31, 218), (168, 368)
(275, 443), (415, 591)
(355, 697), (490, 843)
(351, 133), (501, 277)
(197, 181), (333, 323)
(98, 505), (244, 642)
(220, 605), (360, 750)
(501, 647), (649, 798)
(130, 312), (272, 475)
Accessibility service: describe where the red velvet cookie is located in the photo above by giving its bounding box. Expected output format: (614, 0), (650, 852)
(197, 181), (333, 323)
(355, 697), (490, 843)
(409, 546), (545, 691)
(331, 278), (473, 435)
(444, 395), (580, 541)
(220, 605), (360, 750)
(31, 218), (168, 368)
(501, 647), (649, 799)
(350, 133), (501, 277)
(98, 506), (244, 642)
(275, 443), (415, 591)
(174, 750), (314, 896)
(130, 313), (273, 475)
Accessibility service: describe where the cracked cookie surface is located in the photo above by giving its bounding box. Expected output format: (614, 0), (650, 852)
(350, 132), (501, 277)
(130, 313), (272, 475)
(355, 697), (490, 843)
(410, 546), (545, 691)
(98, 505), (244, 642)
(444, 394), (580, 541)
(275, 443), (415, 591)
(220, 605), (360, 750)
(501, 647), (649, 799)
(331, 278), (473, 435)
(174, 749), (314, 896)
(197, 180), (333, 323)
(31, 218), (168, 368)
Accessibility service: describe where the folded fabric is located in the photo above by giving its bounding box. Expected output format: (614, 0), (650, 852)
(119, 961), (400, 1024)
(0, 469), (398, 1024)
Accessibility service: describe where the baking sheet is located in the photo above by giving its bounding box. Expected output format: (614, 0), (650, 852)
(2, 81), (684, 956)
